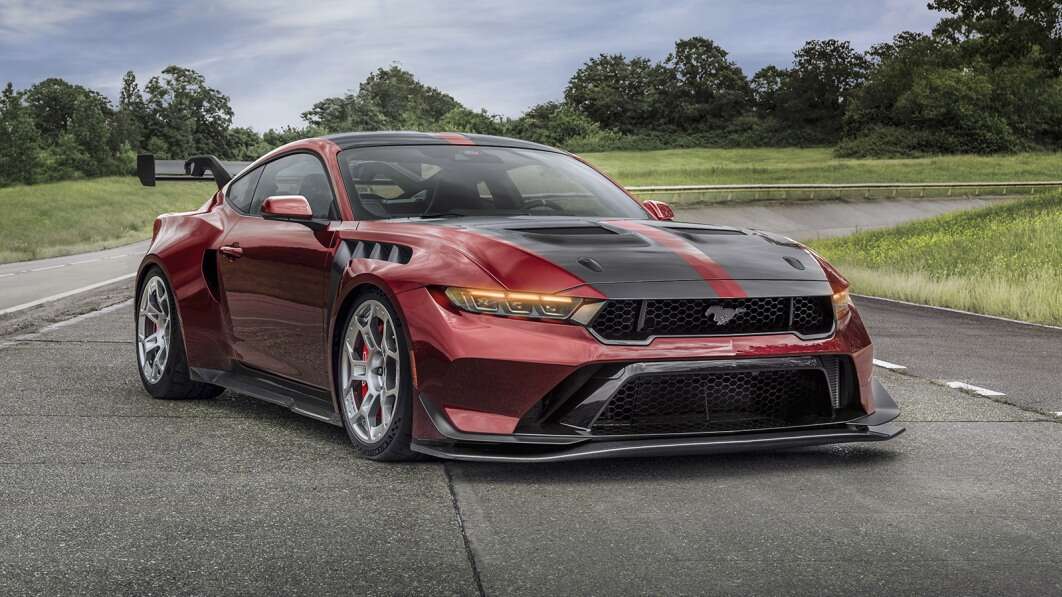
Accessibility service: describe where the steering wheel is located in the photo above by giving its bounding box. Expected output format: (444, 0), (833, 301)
(521, 198), (567, 214)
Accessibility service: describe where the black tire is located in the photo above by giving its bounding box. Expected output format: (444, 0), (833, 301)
(335, 289), (418, 461)
(135, 267), (224, 400)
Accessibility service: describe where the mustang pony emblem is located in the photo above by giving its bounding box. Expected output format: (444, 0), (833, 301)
(704, 305), (746, 325)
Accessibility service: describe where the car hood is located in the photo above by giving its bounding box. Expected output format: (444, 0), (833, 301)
(411, 217), (832, 300)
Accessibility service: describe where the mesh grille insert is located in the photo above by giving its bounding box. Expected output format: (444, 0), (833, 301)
(591, 369), (834, 435)
(590, 296), (832, 341)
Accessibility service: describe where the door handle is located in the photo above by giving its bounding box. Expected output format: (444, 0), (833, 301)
(220, 245), (243, 259)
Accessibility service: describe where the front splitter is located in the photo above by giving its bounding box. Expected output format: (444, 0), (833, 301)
(411, 421), (904, 463)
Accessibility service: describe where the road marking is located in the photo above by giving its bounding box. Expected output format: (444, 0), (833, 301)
(873, 359), (907, 370)
(30, 264), (66, 272)
(0, 273), (12, 279)
(0, 300), (132, 351)
(0, 273), (135, 317)
(69, 258), (101, 265)
(945, 381), (1006, 397)
(1053, 412), (1062, 418)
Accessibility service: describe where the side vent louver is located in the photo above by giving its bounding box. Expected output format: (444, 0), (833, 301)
(350, 240), (412, 264)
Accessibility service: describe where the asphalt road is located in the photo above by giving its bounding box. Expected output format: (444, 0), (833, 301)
(858, 296), (1062, 415)
(0, 241), (148, 314)
(1, 299), (1060, 596)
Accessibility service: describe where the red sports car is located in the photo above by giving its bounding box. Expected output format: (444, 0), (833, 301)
(134, 132), (902, 462)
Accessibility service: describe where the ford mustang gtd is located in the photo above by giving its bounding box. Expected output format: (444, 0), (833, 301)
(134, 132), (902, 462)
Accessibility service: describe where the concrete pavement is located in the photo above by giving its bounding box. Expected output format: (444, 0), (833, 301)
(1, 302), (1059, 596)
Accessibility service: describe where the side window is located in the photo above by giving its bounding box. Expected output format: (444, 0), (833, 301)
(225, 167), (262, 214)
(252, 153), (336, 219)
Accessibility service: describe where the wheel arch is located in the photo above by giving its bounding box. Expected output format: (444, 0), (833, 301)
(327, 274), (418, 416)
(135, 257), (194, 368)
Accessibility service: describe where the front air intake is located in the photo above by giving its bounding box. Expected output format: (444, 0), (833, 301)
(589, 296), (834, 342)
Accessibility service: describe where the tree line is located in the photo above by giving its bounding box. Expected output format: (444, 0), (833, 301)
(1, 0), (1059, 187)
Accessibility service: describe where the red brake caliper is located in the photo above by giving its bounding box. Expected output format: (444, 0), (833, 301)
(360, 340), (369, 403)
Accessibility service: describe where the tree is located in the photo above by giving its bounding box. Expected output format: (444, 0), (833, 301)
(435, 107), (507, 136)
(750, 65), (791, 115)
(24, 78), (116, 176)
(929, 0), (1062, 73)
(114, 71), (147, 152)
(0, 83), (43, 185)
(225, 126), (270, 160)
(564, 54), (669, 132)
(303, 66), (461, 133)
(777, 39), (870, 140)
(142, 66), (235, 158)
(662, 37), (751, 130)
(507, 101), (605, 146)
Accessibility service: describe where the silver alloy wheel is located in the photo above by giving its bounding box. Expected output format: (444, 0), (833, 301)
(341, 300), (402, 443)
(137, 275), (172, 384)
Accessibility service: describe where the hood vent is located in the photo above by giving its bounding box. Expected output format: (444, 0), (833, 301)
(509, 226), (618, 236)
(665, 226), (746, 237)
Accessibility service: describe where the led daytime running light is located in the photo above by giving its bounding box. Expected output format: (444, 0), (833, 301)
(444, 287), (583, 319)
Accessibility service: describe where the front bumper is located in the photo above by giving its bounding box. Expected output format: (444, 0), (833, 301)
(410, 379), (903, 463)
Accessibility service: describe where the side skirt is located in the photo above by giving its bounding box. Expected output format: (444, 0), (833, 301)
(191, 364), (343, 427)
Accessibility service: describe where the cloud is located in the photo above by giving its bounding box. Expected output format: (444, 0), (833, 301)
(0, 0), (941, 130)
(0, 0), (141, 39)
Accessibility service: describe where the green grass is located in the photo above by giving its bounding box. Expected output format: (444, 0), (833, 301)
(583, 147), (1062, 186)
(0, 177), (214, 263)
(810, 192), (1062, 326)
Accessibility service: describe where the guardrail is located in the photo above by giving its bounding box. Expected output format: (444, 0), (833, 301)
(626, 180), (1062, 202)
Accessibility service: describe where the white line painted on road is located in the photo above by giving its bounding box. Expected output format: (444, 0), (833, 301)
(1053, 412), (1062, 418)
(873, 359), (907, 370)
(0, 300), (132, 351)
(0, 273), (12, 279)
(0, 273), (135, 317)
(855, 294), (1062, 332)
(945, 381), (1006, 397)
(29, 264), (66, 272)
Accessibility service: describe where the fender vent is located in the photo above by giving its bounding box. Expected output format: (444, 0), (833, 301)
(202, 249), (220, 300)
(350, 240), (412, 264)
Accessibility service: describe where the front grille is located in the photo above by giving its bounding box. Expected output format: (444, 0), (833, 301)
(589, 296), (833, 342)
(591, 368), (835, 435)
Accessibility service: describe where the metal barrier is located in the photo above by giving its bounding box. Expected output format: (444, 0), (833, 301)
(626, 181), (1062, 203)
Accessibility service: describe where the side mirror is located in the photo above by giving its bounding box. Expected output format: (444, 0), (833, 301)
(643, 199), (675, 221)
(262, 195), (313, 220)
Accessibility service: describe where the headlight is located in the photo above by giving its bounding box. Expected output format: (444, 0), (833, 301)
(832, 288), (852, 321)
(444, 287), (596, 321)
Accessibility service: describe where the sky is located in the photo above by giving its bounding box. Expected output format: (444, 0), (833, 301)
(0, 0), (942, 131)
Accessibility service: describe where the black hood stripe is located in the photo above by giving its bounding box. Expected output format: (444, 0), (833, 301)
(609, 220), (747, 298)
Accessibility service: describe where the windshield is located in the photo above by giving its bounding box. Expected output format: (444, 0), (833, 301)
(338, 145), (648, 220)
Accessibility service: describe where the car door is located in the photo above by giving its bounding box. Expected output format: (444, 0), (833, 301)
(217, 152), (339, 389)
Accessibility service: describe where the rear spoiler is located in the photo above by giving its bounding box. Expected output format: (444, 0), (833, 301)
(137, 154), (251, 190)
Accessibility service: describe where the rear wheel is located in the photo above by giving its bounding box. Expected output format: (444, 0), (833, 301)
(136, 268), (223, 400)
(337, 290), (416, 460)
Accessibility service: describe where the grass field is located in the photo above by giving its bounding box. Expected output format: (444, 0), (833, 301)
(810, 192), (1062, 326)
(0, 177), (213, 263)
(583, 147), (1062, 186)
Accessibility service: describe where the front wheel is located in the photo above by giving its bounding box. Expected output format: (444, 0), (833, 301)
(135, 268), (223, 400)
(336, 290), (416, 460)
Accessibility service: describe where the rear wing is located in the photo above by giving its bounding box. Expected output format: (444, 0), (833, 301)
(137, 154), (251, 190)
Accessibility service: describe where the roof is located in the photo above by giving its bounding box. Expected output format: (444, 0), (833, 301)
(322, 131), (564, 153)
